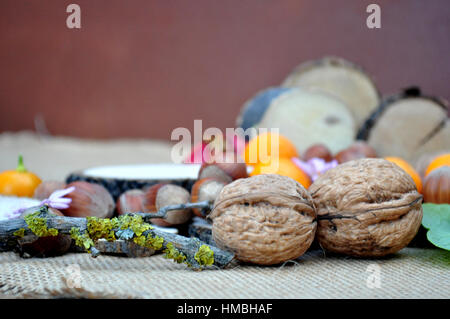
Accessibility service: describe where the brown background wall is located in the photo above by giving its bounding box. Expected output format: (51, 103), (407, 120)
(0, 0), (449, 141)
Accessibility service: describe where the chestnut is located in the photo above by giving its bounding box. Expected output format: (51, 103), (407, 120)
(303, 144), (333, 162)
(116, 189), (146, 215)
(190, 178), (228, 218)
(335, 141), (377, 164)
(33, 181), (67, 200)
(61, 181), (115, 218)
(423, 166), (450, 204)
(144, 184), (192, 227)
(198, 156), (248, 182)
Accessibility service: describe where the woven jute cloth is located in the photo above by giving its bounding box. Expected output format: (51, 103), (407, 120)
(0, 248), (449, 299)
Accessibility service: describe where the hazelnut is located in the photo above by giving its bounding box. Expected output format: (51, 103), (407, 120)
(116, 189), (145, 215)
(423, 166), (450, 204)
(198, 157), (248, 182)
(335, 141), (377, 164)
(309, 158), (423, 257)
(18, 207), (72, 257)
(144, 184), (192, 226)
(33, 181), (67, 200)
(303, 144), (333, 162)
(190, 178), (228, 218)
(209, 174), (317, 265)
(61, 181), (115, 218)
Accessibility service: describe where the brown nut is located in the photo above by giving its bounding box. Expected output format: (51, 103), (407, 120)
(209, 174), (317, 265)
(198, 157), (248, 183)
(144, 184), (192, 226)
(61, 181), (115, 218)
(335, 141), (377, 164)
(309, 158), (423, 257)
(423, 166), (450, 204)
(33, 181), (67, 200)
(303, 144), (333, 162)
(116, 189), (146, 215)
(190, 177), (228, 218)
(19, 207), (72, 257)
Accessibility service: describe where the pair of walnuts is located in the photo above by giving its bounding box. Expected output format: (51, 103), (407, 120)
(209, 158), (423, 265)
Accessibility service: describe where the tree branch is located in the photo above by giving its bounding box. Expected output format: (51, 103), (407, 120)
(0, 204), (233, 270)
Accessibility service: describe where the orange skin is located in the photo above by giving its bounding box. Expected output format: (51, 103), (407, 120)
(244, 132), (299, 166)
(425, 153), (450, 177)
(250, 157), (311, 189)
(0, 156), (42, 197)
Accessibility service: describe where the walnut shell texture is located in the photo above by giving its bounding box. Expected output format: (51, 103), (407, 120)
(210, 174), (317, 265)
(309, 158), (423, 257)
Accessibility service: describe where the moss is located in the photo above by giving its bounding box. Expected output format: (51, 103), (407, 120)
(13, 228), (25, 238)
(194, 245), (215, 267)
(163, 242), (187, 264)
(70, 227), (94, 251)
(86, 216), (117, 241)
(116, 215), (152, 236)
(24, 212), (58, 237)
(133, 233), (164, 250)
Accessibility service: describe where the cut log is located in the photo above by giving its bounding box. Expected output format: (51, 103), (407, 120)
(282, 56), (380, 129)
(254, 87), (356, 155)
(357, 87), (450, 165)
(236, 87), (294, 132)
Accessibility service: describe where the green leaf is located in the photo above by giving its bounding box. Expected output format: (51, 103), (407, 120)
(422, 203), (450, 250)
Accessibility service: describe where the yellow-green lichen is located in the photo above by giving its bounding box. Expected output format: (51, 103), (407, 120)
(70, 227), (94, 251)
(87, 216), (117, 241)
(24, 212), (58, 237)
(133, 233), (164, 250)
(13, 228), (25, 238)
(194, 245), (214, 267)
(117, 215), (153, 236)
(163, 242), (187, 264)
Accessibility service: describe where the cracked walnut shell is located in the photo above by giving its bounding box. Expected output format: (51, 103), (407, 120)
(309, 158), (423, 257)
(209, 174), (317, 265)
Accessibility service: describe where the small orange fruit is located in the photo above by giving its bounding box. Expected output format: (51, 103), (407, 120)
(250, 157), (311, 188)
(384, 157), (422, 193)
(244, 132), (299, 165)
(425, 153), (450, 177)
(0, 155), (42, 197)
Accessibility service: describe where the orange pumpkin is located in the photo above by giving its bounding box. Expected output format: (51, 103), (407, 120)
(0, 155), (42, 197)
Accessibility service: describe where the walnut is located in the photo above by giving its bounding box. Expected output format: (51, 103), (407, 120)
(309, 158), (423, 257)
(209, 174), (317, 265)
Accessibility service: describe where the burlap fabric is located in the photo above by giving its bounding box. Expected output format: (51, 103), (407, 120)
(0, 248), (449, 299)
(0, 132), (449, 298)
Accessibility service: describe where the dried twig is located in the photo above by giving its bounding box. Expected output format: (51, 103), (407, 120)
(0, 203), (234, 270)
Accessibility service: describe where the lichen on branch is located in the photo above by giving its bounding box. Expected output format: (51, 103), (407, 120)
(0, 204), (233, 270)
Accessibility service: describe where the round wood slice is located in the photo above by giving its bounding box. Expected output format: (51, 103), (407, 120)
(255, 87), (356, 155)
(235, 87), (294, 131)
(357, 87), (450, 165)
(66, 163), (201, 200)
(282, 56), (380, 129)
